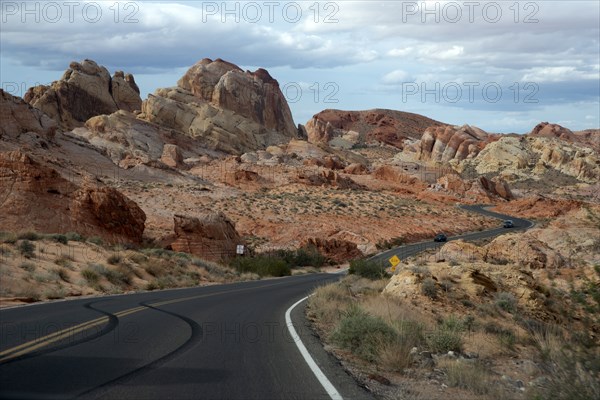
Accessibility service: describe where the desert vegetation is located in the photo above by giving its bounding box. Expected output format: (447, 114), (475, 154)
(0, 231), (324, 305)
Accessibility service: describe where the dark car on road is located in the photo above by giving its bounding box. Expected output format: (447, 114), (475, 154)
(434, 233), (447, 242)
(503, 220), (514, 228)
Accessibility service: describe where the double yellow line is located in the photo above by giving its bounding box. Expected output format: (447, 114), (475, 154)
(0, 280), (287, 363)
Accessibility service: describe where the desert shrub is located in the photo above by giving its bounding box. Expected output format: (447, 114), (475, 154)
(19, 262), (36, 272)
(231, 255), (291, 277)
(426, 329), (463, 353)
(54, 255), (74, 269)
(331, 306), (398, 362)
(144, 260), (168, 277)
(528, 330), (600, 400)
(52, 267), (70, 282)
(421, 277), (437, 299)
(50, 234), (68, 245)
(81, 268), (99, 283)
(128, 253), (148, 264)
(18, 232), (41, 241)
(19, 240), (35, 258)
(103, 268), (131, 287)
(15, 285), (41, 301)
(44, 286), (67, 300)
(146, 276), (176, 290)
(34, 271), (59, 283)
(379, 319), (426, 372)
(348, 259), (389, 280)
(290, 247), (326, 267)
(0, 232), (18, 244)
(442, 360), (491, 395)
(88, 237), (104, 246)
(65, 232), (85, 242)
(307, 283), (352, 330)
(495, 291), (517, 313)
(107, 254), (122, 265)
(426, 317), (464, 353)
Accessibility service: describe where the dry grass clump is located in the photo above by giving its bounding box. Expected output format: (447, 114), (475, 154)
(307, 282), (352, 332)
(437, 358), (492, 395)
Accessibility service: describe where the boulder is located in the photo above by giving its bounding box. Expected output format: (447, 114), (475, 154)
(344, 163), (368, 175)
(169, 213), (242, 261)
(160, 144), (185, 169)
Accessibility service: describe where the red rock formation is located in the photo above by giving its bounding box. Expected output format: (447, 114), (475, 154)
(305, 109), (446, 147)
(304, 237), (362, 263)
(169, 213), (242, 261)
(373, 166), (418, 184)
(530, 122), (600, 151)
(24, 59), (141, 129)
(295, 169), (363, 189)
(0, 151), (146, 243)
(419, 125), (491, 161)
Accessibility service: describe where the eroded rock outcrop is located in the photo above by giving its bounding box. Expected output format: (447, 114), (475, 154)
(417, 124), (491, 162)
(0, 150), (145, 243)
(24, 60), (141, 129)
(459, 134), (600, 184)
(0, 90), (58, 139)
(169, 212), (242, 261)
(139, 58), (297, 154)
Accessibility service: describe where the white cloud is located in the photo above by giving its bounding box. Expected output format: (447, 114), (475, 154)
(387, 47), (413, 57)
(382, 69), (409, 84)
(521, 66), (599, 82)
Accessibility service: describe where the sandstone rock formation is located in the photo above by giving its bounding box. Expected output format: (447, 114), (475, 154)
(305, 109), (446, 148)
(295, 169), (363, 189)
(478, 176), (513, 200)
(459, 134), (600, 184)
(24, 60), (141, 129)
(0, 89), (58, 139)
(0, 150), (146, 243)
(169, 213), (242, 261)
(139, 58), (297, 154)
(82, 110), (219, 169)
(416, 124), (491, 162)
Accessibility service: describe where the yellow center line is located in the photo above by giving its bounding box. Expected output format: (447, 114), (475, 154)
(0, 279), (293, 363)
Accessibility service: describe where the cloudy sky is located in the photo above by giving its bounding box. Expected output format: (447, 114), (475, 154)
(1, 1), (599, 133)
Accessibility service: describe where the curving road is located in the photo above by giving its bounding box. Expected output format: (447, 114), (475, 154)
(0, 205), (532, 400)
(370, 204), (534, 265)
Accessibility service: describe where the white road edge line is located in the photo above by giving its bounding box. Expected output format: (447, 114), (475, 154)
(285, 296), (344, 400)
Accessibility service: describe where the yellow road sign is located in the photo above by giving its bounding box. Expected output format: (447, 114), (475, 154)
(389, 255), (400, 268)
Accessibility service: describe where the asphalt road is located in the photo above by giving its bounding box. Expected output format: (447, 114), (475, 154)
(370, 204), (533, 265)
(0, 274), (373, 400)
(0, 204), (532, 400)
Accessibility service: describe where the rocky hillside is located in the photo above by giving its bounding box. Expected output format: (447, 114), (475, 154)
(304, 109), (446, 149)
